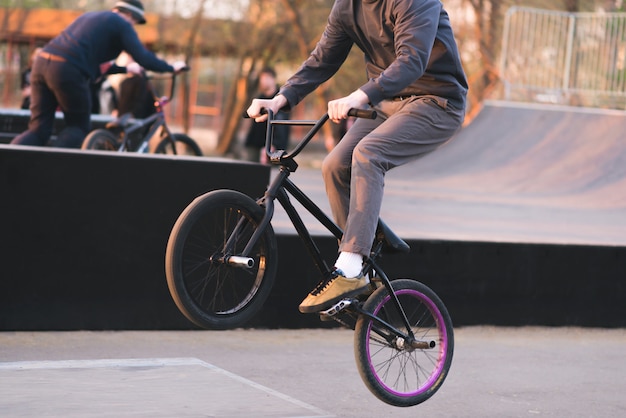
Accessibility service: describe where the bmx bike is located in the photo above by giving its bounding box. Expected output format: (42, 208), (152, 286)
(164, 109), (454, 407)
(81, 68), (202, 156)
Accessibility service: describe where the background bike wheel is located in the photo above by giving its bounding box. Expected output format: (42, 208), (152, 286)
(155, 133), (203, 156)
(165, 190), (277, 329)
(354, 279), (454, 407)
(81, 129), (118, 151)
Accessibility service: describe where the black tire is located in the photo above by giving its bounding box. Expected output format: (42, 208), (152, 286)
(155, 133), (203, 156)
(165, 190), (277, 329)
(81, 129), (118, 151)
(354, 279), (454, 407)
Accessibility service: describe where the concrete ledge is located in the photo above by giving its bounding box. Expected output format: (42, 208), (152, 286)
(0, 108), (114, 144)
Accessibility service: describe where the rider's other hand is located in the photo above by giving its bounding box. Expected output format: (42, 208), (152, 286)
(126, 62), (142, 75)
(328, 89), (369, 124)
(172, 61), (188, 73)
(247, 94), (288, 123)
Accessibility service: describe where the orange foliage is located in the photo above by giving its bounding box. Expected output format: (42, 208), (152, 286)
(0, 8), (158, 44)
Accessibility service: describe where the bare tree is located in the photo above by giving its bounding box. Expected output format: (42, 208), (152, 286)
(180, 0), (208, 134)
(214, 0), (298, 155)
(461, 0), (503, 122)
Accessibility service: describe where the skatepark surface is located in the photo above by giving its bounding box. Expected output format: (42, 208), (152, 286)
(273, 100), (626, 246)
(1, 327), (625, 417)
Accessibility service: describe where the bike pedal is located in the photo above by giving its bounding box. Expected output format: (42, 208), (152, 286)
(319, 298), (353, 320)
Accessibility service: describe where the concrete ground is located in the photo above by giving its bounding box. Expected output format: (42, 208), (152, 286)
(1, 327), (625, 417)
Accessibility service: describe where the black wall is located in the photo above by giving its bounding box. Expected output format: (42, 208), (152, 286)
(0, 145), (269, 330)
(258, 237), (626, 329)
(1, 145), (624, 330)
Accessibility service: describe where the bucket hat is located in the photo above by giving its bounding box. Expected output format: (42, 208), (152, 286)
(114, 0), (146, 25)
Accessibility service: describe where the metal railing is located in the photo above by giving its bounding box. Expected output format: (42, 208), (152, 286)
(500, 7), (626, 109)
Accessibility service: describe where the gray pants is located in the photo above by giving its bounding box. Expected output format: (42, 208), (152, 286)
(322, 95), (465, 256)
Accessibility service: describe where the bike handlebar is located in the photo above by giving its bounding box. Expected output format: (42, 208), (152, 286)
(347, 108), (377, 119)
(245, 108), (377, 120)
(144, 66), (190, 106)
(251, 108), (377, 167)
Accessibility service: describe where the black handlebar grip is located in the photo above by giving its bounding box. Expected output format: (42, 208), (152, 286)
(348, 108), (377, 119)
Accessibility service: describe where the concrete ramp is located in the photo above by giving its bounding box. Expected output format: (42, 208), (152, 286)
(409, 101), (626, 204)
(382, 100), (626, 245)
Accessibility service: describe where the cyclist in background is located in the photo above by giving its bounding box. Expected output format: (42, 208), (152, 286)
(247, 0), (468, 314)
(11, 0), (186, 148)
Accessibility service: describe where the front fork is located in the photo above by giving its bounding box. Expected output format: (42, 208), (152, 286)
(213, 204), (272, 269)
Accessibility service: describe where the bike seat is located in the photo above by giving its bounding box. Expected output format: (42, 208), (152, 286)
(105, 113), (134, 130)
(376, 219), (410, 254)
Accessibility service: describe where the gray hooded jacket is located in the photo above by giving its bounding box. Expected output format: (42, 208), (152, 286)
(279, 0), (468, 109)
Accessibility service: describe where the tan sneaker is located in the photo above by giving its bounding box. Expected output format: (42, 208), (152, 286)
(299, 270), (370, 314)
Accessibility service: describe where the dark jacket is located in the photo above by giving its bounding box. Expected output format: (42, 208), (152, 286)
(117, 74), (156, 119)
(279, 0), (467, 109)
(43, 11), (173, 81)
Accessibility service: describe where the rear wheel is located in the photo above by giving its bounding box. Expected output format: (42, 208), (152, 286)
(354, 279), (454, 407)
(81, 129), (118, 151)
(155, 133), (202, 156)
(165, 190), (277, 329)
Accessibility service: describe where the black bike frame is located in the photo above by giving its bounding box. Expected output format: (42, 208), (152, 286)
(245, 167), (417, 341)
(235, 111), (417, 341)
(117, 112), (166, 152)
(240, 113), (339, 280)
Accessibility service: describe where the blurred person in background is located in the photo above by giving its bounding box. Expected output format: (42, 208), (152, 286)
(20, 47), (42, 110)
(11, 0), (186, 148)
(244, 67), (290, 163)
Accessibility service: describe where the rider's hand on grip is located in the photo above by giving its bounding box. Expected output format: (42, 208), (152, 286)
(172, 61), (189, 73)
(243, 108), (268, 119)
(126, 62), (143, 75)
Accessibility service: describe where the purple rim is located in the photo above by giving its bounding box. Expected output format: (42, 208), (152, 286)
(366, 288), (448, 397)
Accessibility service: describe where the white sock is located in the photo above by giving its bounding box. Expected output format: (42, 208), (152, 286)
(334, 252), (363, 278)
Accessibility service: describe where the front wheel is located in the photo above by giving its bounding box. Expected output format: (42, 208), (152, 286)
(155, 133), (203, 156)
(354, 279), (454, 407)
(165, 190), (277, 329)
(81, 129), (119, 151)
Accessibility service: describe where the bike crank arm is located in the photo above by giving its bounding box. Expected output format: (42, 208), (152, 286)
(321, 298), (406, 341)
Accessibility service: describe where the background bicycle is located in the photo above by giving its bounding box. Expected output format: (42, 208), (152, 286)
(81, 68), (202, 156)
